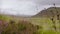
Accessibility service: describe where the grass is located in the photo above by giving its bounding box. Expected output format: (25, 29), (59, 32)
(28, 17), (60, 34)
(0, 15), (38, 34)
(0, 15), (60, 34)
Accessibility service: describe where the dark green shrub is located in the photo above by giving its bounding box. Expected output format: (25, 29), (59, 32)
(12, 32), (16, 34)
(9, 20), (15, 24)
(18, 24), (26, 31)
(1, 31), (5, 34)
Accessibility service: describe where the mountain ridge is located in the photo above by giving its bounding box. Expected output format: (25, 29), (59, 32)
(32, 7), (60, 17)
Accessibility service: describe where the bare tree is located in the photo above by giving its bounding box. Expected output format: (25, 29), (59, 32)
(50, 3), (59, 31)
(50, 3), (60, 31)
(50, 10), (56, 31)
(53, 3), (59, 20)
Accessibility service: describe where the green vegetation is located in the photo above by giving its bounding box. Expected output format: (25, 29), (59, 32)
(0, 14), (60, 34)
(27, 17), (60, 34)
(0, 15), (38, 34)
(0, 6), (60, 34)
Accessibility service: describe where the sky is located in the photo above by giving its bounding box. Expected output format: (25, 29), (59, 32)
(0, 0), (60, 16)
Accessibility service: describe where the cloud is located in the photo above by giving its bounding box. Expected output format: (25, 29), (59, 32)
(0, 0), (60, 15)
(34, 0), (60, 5)
(1, 0), (38, 15)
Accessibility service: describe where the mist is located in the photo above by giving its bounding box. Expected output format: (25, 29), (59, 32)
(0, 0), (60, 16)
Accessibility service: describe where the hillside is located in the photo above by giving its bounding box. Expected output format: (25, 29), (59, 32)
(0, 14), (39, 34)
(33, 7), (60, 17)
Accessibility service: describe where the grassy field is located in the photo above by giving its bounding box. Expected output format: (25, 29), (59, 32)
(0, 15), (39, 34)
(0, 15), (60, 34)
(27, 17), (60, 34)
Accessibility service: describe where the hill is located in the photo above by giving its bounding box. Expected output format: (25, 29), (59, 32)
(33, 7), (60, 18)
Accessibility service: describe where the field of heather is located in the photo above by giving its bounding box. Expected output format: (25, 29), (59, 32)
(0, 15), (39, 34)
(0, 15), (60, 34)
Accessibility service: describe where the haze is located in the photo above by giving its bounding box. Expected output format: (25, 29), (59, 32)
(0, 0), (60, 16)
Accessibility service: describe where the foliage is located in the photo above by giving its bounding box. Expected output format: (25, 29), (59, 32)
(0, 16), (38, 34)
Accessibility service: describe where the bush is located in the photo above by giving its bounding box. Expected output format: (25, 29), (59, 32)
(18, 24), (26, 31)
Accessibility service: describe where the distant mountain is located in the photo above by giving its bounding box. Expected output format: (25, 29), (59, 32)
(33, 7), (60, 17)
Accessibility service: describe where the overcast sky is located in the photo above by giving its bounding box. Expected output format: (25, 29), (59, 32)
(0, 0), (60, 16)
